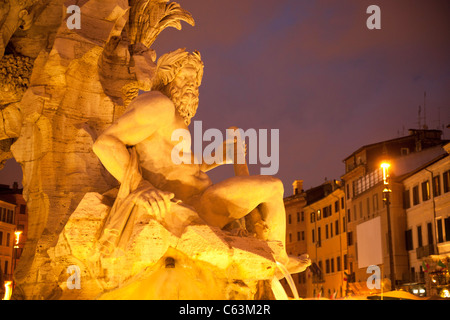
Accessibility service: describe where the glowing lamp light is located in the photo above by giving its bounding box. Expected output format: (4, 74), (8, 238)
(441, 289), (450, 298)
(2, 281), (12, 300)
(14, 231), (22, 248)
(380, 162), (390, 169)
(380, 162), (391, 185)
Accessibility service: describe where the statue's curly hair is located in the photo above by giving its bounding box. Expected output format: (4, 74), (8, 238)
(152, 48), (203, 92)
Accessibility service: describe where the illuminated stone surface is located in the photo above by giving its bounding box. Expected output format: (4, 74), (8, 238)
(1, 0), (309, 300)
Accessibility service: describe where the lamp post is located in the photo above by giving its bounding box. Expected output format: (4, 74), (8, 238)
(13, 231), (22, 274)
(381, 162), (396, 291)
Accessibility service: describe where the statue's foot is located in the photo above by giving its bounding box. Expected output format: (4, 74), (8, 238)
(276, 253), (311, 280)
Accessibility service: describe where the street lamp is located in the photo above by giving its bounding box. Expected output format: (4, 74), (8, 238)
(381, 162), (396, 291)
(13, 231), (22, 275)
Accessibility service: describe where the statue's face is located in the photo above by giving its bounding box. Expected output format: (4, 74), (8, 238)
(172, 65), (200, 98)
(170, 64), (201, 126)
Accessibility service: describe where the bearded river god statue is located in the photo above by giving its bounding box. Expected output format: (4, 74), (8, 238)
(3, 0), (310, 300)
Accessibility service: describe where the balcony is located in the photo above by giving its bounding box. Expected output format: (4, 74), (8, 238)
(416, 244), (435, 259)
(437, 241), (450, 256)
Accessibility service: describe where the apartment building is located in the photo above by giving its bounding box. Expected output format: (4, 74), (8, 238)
(401, 142), (450, 297)
(303, 180), (346, 299)
(0, 199), (16, 281)
(0, 183), (28, 283)
(341, 129), (448, 295)
(283, 180), (308, 297)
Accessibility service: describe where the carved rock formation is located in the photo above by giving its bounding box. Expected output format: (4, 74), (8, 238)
(2, 0), (290, 300)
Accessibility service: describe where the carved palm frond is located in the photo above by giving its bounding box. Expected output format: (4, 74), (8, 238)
(128, 0), (195, 49)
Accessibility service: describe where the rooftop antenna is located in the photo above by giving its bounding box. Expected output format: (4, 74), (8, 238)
(423, 91), (428, 129)
(418, 105), (421, 129)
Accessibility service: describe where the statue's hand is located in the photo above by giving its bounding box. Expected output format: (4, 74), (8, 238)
(135, 180), (175, 222)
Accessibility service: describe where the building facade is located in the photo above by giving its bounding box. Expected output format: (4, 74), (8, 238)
(341, 129), (448, 295)
(303, 180), (346, 299)
(0, 183), (28, 287)
(401, 142), (450, 297)
(0, 199), (16, 281)
(283, 180), (308, 297)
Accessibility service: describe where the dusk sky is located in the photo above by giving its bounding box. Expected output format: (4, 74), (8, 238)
(1, 0), (449, 196)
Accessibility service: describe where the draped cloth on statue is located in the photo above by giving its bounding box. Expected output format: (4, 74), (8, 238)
(97, 147), (203, 257)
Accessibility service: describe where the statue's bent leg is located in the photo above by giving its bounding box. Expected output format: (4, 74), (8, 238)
(196, 175), (286, 245)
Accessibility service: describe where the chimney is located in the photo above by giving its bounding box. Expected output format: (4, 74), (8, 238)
(292, 180), (303, 195)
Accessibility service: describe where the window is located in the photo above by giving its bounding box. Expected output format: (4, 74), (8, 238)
(326, 259), (330, 274)
(353, 205), (356, 222)
(323, 205), (332, 218)
(297, 212), (300, 222)
(373, 194), (379, 211)
(343, 217), (346, 232)
(433, 176), (441, 197)
(446, 217), (450, 242)
(417, 226), (423, 248)
(310, 212), (315, 223)
(366, 198), (370, 217)
(335, 200), (339, 213)
(341, 197), (344, 209)
(4, 261), (8, 274)
(289, 233), (292, 243)
(337, 256), (341, 272)
(297, 232), (300, 241)
(6, 233), (10, 247)
(317, 210), (322, 221)
(288, 214), (292, 224)
(412, 185), (420, 205)
(335, 220), (340, 235)
(312, 229), (315, 243)
(346, 184), (350, 199)
(301, 211), (304, 221)
(403, 189), (411, 209)
(344, 254), (348, 270)
(437, 219), (444, 243)
(427, 222), (433, 245)
(301, 231), (305, 241)
(359, 202), (363, 219)
(331, 258), (335, 273)
(443, 170), (450, 193)
(401, 147), (410, 156)
(20, 204), (26, 214)
(422, 181), (430, 201)
(347, 231), (353, 246)
(0, 231), (2, 245)
(318, 227), (322, 247)
(330, 222), (333, 238)
(326, 225), (329, 239)
(347, 209), (351, 223)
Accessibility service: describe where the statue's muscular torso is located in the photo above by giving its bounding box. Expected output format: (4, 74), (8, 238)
(133, 91), (212, 204)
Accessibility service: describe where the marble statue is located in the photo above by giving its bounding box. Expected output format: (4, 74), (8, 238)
(0, 0), (310, 300)
(93, 48), (310, 276)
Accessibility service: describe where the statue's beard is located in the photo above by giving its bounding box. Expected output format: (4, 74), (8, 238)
(169, 86), (199, 126)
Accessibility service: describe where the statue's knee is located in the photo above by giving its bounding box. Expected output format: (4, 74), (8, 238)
(266, 176), (284, 196)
